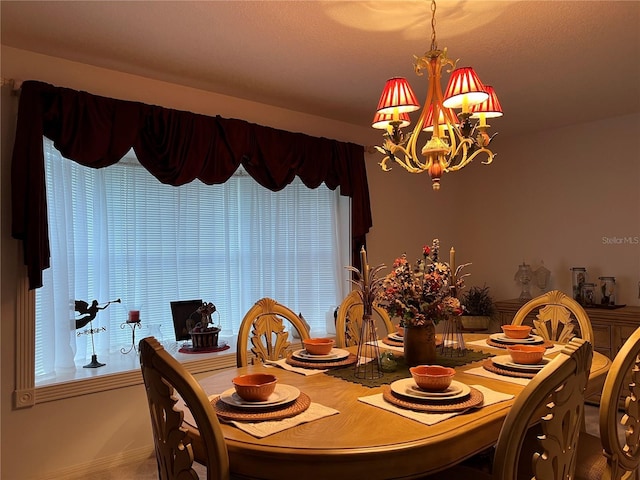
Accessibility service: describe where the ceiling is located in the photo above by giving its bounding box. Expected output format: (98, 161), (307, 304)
(2, 1), (639, 140)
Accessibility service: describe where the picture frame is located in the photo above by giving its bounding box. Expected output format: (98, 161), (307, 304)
(170, 299), (203, 341)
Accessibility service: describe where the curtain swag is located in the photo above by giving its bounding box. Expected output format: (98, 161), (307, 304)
(11, 80), (372, 289)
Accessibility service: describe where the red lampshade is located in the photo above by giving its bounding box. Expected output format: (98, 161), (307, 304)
(372, 111), (411, 130)
(470, 85), (503, 119)
(422, 104), (459, 132)
(442, 67), (489, 110)
(376, 77), (420, 115)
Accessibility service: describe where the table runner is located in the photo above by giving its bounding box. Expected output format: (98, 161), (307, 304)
(325, 348), (493, 387)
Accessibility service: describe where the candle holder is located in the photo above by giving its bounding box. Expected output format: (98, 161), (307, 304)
(121, 318), (142, 354)
(346, 247), (386, 379)
(440, 316), (466, 357)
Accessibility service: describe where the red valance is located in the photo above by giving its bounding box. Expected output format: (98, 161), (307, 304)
(11, 80), (372, 289)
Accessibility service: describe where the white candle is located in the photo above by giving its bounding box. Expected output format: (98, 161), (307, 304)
(450, 247), (456, 284)
(360, 246), (369, 288)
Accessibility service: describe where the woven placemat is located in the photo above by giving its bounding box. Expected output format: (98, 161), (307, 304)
(212, 392), (311, 421)
(486, 338), (554, 350)
(482, 359), (536, 379)
(381, 385), (484, 412)
(325, 348), (494, 388)
(382, 337), (403, 347)
(286, 353), (357, 369)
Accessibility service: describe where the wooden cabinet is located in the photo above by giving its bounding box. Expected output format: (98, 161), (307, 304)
(495, 299), (640, 403)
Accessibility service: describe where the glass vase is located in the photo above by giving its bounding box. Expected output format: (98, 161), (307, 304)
(403, 321), (437, 367)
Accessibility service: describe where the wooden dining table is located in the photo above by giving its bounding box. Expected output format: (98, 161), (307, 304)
(186, 334), (611, 480)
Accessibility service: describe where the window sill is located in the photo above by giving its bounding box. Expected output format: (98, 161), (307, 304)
(33, 336), (238, 404)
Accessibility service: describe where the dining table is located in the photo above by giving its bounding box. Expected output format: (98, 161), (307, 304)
(184, 334), (611, 480)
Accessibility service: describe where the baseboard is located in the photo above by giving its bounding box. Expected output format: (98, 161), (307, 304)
(41, 446), (154, 480)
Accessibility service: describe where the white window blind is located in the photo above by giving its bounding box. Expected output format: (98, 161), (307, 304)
(35, 138), (351, 379)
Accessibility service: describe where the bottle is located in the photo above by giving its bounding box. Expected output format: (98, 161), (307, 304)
(570, 267), (587, 304)
(598, 276), (616, 306)
(581, 282), (596, 306)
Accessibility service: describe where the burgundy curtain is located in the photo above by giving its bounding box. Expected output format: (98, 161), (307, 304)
(11, 80), (372, 289)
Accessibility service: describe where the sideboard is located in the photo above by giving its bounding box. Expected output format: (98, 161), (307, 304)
(494, 298), (640, 361)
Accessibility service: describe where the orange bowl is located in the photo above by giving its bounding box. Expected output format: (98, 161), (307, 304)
(409, 365), (456, 392)
(507, 345), (546, 364)
(303, 337), (335, 355)
(395, 325), (405, 337)
(232, 373), (277, 402)
(501, 325), (532, 339)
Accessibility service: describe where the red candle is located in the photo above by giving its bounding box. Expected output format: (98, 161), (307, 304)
(128, 310), (140, 323)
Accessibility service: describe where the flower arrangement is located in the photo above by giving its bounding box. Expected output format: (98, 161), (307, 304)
(377, 239), (469, 326)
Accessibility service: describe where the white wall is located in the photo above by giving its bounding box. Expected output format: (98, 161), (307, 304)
(2, 45), (639, 479)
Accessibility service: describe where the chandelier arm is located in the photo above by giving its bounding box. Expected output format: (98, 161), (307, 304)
(395, 145), (429, 172)
(446, 146), (495, 172)
(379, 145), (429, 174)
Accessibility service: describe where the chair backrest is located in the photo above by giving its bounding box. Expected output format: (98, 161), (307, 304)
(492, 337), (594, 480)
(139, 337), (230, 480)
(598, 326), (640, 479)
(511, 290), (595, 344)
(236, 297), (310, 367)
(335, 290), (394, 348)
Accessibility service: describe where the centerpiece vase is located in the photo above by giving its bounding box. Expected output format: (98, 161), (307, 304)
(403, 320), (437, 367)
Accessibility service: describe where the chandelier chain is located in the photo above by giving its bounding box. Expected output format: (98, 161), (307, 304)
(430, 0), (438, 51)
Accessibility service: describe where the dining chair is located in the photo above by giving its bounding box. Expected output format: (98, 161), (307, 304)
(236, 297), (310, 367)
(424, 337), (594, 480)
(139, 336), (231, 480)
(511, 289), (595, 344)
(334, 290), (395, 348)
(574, 326), (640, 480)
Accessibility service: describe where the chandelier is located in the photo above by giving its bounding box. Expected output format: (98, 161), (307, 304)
(372, 0), (502, 191)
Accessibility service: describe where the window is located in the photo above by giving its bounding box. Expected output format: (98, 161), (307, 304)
(35, 138), (351, 382)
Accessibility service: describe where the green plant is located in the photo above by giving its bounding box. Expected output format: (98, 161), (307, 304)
(462, 285), (495, 316)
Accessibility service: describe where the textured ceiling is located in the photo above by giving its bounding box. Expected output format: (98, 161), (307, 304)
(2, 1), (639, 140)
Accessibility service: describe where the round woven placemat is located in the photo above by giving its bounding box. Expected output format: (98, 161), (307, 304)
(286, 353), (357, 369)
(486, 338), (553, 350)
(382, 385), (484, 412)
(212, 392), (311, 421)
(382, 337), (403, 347)
(482, 359), (536, 379)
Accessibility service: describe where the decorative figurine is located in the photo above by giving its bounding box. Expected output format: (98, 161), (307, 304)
(514, 263), (533, 301)
(75, 298), (121, 368)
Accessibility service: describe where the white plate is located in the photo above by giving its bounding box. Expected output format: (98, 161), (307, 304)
(388, 333), (404, 342)
(219, 384), (300, 409)
(292, 348), (350, 361)
(492, 355), (550, 371)
(489, 333), (545, 344)
(390, 378), (471, 401)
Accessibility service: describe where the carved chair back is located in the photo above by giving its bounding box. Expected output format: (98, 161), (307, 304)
(584, 326), (640, 479)
(236, 297), (310, 367)
(512, 290), (594, 344)
(335, 290), (394, 348)
(139, 336), (230, 480)
(493, 338), (593, 479)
